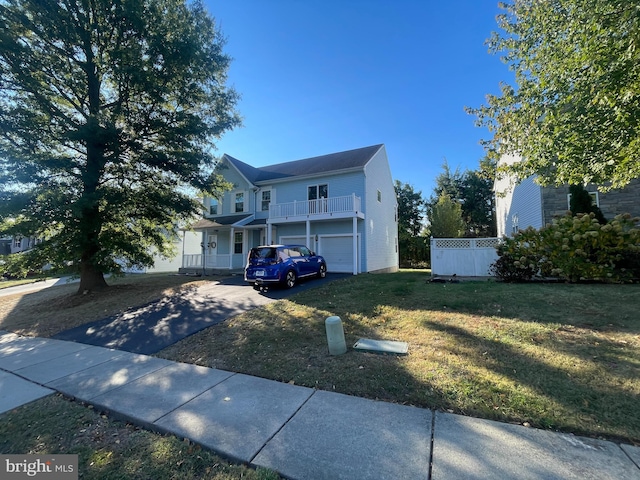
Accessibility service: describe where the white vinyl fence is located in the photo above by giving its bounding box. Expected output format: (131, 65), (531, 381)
(430, 237), (501, 277)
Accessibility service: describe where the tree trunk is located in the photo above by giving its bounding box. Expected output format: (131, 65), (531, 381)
(77, 260), (108, 293)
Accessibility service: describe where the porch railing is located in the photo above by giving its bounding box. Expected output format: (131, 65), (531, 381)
(269, 194), (361, 219)
(182, 253), (233, 269)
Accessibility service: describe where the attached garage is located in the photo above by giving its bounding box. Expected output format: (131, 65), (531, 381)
(319, 234), (360, 273)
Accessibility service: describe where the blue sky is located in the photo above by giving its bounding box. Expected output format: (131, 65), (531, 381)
(205, 0), (512, 198)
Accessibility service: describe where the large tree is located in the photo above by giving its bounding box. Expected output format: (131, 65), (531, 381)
(469, 0), (640, 190)
(0, 0), (240, 292)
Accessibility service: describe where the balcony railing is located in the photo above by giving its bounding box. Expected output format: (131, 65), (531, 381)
(269, 194), (361, 220)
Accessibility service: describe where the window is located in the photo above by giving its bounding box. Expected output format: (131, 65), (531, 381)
(511, 214), (519, 235)
(13, 237), (21, 248)
(234, 232), (243, 254)
(261, 190), (271, 211)
(377, 190), (382, 202)
(209, 198), (218, 215)
(308, 184), (328, 200)
(308, 184), (328, 213)
(235, 192), (244, 213)
(567, 191), (599, 209)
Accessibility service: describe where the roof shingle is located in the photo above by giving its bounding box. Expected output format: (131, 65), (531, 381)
(224, 144), (383, 184)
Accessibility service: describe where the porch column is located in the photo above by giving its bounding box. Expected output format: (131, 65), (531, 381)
(352, 217), (358, 275)
(229, 227), (234, 270)
(266, 221), (272, 244)
(306, 220), (311, 248)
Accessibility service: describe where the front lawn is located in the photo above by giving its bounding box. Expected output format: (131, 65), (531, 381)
(158, 271), (640, 444)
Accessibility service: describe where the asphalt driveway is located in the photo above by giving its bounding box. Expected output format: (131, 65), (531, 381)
(52, 273), (347, 354)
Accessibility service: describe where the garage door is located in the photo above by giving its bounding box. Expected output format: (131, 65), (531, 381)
(320, 235), (355, 273)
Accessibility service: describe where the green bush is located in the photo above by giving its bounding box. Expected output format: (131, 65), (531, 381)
(492, 213), (640, 283)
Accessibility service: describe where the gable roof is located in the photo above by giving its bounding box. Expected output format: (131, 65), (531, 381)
(223, 144), (383, 185)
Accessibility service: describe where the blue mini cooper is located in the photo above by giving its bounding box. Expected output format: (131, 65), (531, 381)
(244, 245), (327, 290)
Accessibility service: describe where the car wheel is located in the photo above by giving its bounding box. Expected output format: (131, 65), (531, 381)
(284, 270), (297, 288)
(317, 264), (327, 278)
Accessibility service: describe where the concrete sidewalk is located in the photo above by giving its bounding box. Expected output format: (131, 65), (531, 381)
(1, 331), (639, 479)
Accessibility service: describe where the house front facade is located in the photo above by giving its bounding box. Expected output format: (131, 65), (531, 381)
(182, 144), (398, 275)
(495, 153), (640, 237)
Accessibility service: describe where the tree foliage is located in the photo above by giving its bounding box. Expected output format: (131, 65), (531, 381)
(0, 0), (240, 291)
(469, 0), (640, 190)
(394, 180), (429, 266)
(429, 160), (496, 237)
(428, 193), (465, 238)
(569, 184), (606, 223)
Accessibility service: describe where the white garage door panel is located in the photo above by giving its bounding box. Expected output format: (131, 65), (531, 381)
(321, 236), (354, 273)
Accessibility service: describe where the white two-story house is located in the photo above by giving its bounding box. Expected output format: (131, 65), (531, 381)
(181, 144), (399, 275)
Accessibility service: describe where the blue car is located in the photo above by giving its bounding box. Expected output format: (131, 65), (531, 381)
(244, 245), (327, 290)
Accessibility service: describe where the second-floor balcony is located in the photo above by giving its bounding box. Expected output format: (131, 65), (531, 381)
(269, 194), (363, 222)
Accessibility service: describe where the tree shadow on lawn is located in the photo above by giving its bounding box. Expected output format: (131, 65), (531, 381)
(194, 273), (640, 443)
(419, 318), (640, 443)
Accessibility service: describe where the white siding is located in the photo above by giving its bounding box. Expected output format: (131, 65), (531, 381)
(363, 145), (398, 272)
(495, 154), (543, 237)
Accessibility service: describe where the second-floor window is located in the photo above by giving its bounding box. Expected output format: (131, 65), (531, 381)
(235, 192), (244, 213)
(308, 184), (328, 201)
(209, 198), (219, 215)
(261, 190), (271, 211)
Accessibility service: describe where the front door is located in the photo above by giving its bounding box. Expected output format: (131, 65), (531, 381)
(206, 233), (217, 267)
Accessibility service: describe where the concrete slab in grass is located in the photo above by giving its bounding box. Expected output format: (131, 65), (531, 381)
(15, 346), (127, 384)
(154, 373), (314, 462)
(352, 338), (408, 355)
(432, 412), (639, 480)
(253, 390), (432, 480)
(0, 339), (90, 371)
(91, 363), (234, 423)
(0, 370), (53, 414)
(620, 444), (640, 468)
(47, 352), (172, 401)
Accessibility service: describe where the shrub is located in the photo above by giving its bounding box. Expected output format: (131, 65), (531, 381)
(491, 213), (640, 283)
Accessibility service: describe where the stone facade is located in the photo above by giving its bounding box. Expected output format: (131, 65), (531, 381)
(541, 178), (640, 224)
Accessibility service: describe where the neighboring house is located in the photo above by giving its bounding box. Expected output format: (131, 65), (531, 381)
(181, 144), (399, 275)
(0, 237), (10, 256)
(6, 232), (199, 274)
(10, 236), (42, 254)
(495, 153), (640, 237)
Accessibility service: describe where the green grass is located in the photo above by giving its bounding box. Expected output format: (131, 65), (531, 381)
(0, 395), (280, 480)
(159, 271), (640, 444)
(0, 277), (44, 289)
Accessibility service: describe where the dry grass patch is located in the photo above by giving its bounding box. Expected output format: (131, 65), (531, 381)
(0, 395), (280, 480)
(0, 274), (209, 337)
(158, 272), (640, 444)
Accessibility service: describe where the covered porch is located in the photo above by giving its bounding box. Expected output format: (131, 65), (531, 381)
(179, 216), (268, 275)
